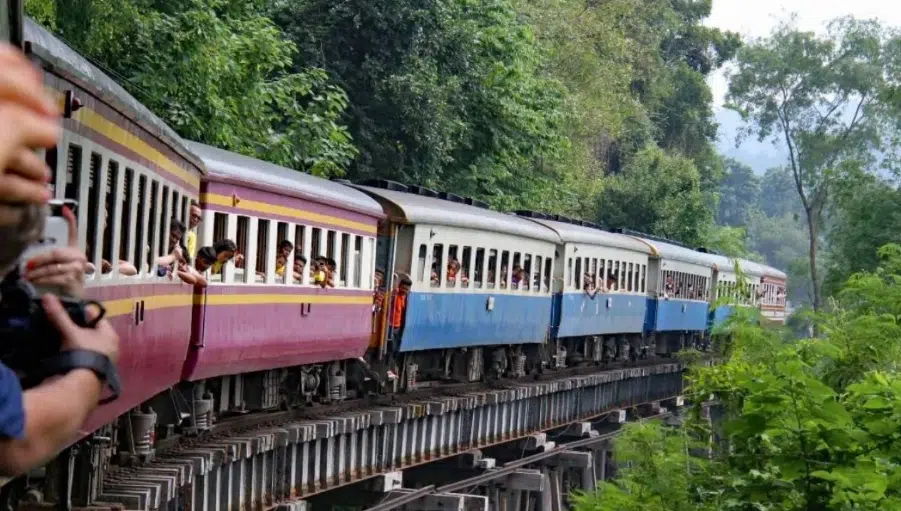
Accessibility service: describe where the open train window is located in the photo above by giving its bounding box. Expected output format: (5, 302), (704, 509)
(447, 245), (459, 287)
(311, 228), (321, 259)
(522, 254), (531, 291)
(474, 248), (485, 289)
(533, 255), (542, 293)
(461, 246), (472, 288)
(235, 216), (249, 283)
(340, 233), (350, 287)
(326, 230), (336, 262)
(431, 244), (444, 288)
(180, 195), (188, 225)
(353, 236), (363, 288)
(544, 257), (552, 292)
(511, 252), (521, 290)
(574, 257), (582, 290)
(159, 185), (170, 258)
(45, 147), (58, 197)
(64, 144), (81, 202)
(277, 222), (290, 284)
(641, 264), (647, 293)
(487, 249), (497, 288)
(417, 244), (427, 283)
(119, 168), (133, 268)
(567, 258), (573, 289)
(84, 153), (102, 264)
(294, 225), (306, 284)
(133, 175), (147, 273)
(101, 160), (118, 267)
(500, 251), (509, 289)
(147, 181), (159, 266)
(255, 219), (269, 282)
(212, 212), (227, 241)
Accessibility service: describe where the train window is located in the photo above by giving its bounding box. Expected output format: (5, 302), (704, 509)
(213, 212), (227, 242)
(119, 168), (134, 267)
(326, 230), (336, 262)
(255, 219), (270, 283)
(461, 246), (472, 288)
(147, 181), (160, 266)
(431, 244), (444, 288)
(158, 185), (170, 259)
(171, 190), (179, 221)
(625, 263), (631, 292)
(474, 248), (484, 289)
(235, 216), (250, 283)
(276, 222), (291, 284)
(633, 264), (639, 292)
(101, 160), (118, 267)
(417, 244), (427, 283)
(340, 233), (351, 287)
(353, 236), (363, 288)
(511, 253), (521, 290)
(533, 255), (541, 293)
(84, 153), (102, 265)
(181, 195), (188, 225)
(133, 175), (147, 273)
(522, 254), (531, 291)
(293, 225), (307, 285)
(574, 257), (582, 290)
(311, 228), (322, 259)
(64, 144), (81, 201)
(487, 249), (498, 288)
(544, 257), (552, 292)
(641, 264), (646, 293)
(566, 258), (573, 289)
(45, 147), (58, 197)
(499, 251), (509, 289)
(448, 245), (459, 287)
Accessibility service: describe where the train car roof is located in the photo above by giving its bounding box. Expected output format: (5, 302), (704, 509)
(635, 237), (721, 268)
(739, 259), (787, 280)
(23, 18), (204, 173)
(528, 219), (652, 254)
(354, 186), (561, 243)
(187, 142), (384, 218)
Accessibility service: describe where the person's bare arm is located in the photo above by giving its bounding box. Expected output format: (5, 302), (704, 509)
(0, 369), (101, 475)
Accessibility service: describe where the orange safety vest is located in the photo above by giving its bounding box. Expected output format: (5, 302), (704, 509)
(391, 293), (407, 328)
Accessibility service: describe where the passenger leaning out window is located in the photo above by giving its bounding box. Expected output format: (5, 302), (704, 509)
(195, 239), (237, 276)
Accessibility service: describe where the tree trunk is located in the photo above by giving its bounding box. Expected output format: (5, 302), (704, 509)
(804, 207), (820, 335)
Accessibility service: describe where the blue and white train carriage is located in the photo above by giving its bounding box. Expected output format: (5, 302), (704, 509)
(356, 181), (560, 381)
(635, 235), (719, 353)
(516, 213), (654, 365)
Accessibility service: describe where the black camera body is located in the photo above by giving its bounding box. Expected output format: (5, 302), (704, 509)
(0, 271), (104, 385)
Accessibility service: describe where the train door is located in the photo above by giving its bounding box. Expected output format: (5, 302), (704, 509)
(370, 220), (397, 356)
(549, 245), (565, 340)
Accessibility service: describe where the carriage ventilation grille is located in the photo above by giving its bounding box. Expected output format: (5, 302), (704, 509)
(358, 179), (490, 209)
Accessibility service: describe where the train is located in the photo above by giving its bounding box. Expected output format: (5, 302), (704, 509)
(4, 15), (786, 505)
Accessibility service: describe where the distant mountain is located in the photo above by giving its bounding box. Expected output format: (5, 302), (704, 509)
(715, 108), (786, 174)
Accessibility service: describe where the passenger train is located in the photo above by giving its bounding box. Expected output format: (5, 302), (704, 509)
(2, 15), (786, 502)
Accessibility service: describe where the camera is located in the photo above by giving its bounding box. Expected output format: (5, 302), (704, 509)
(0, 271), (104, 386)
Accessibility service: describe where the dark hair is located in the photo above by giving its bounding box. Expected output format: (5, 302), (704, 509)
(190, 200), (200, 208)
(375, 267), (386, 275)
(170, 218), (186, 235)
(197, 246), (217, 263)
(296, 255), (308, 264)
(278, 239), (294, 251)
(400, 277), (413, 286)
(213, 239), (237, 254)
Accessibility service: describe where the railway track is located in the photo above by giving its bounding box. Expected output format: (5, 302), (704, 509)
(80, 357), (698, 510)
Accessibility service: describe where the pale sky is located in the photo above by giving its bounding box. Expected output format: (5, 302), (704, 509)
(707, 0), (901, 108)
(706, 0), (901, 171)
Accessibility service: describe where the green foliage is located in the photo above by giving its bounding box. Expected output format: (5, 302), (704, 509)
(34, 0), (356, 176)
(726, 16), (901, 312)
(597, 145), (711, 246)
(577, 244), (901, 511)
(271, 0), (569, 209)
(717, 158), (760, 227)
